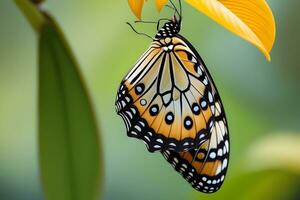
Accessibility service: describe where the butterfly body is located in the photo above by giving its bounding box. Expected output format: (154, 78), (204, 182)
(115, 15), (229, 193)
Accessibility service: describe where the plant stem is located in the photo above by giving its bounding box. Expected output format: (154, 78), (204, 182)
(14, 0), (46, 33)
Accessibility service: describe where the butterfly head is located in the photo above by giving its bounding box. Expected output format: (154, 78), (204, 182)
(155, 15), (181, 39)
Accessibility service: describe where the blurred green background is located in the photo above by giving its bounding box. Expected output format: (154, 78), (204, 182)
(1, 0), (300, 199)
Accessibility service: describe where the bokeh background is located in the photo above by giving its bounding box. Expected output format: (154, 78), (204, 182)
(1, 0), (300, 200)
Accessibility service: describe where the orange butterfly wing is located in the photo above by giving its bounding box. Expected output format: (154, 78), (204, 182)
(116, 36), (218, 152)
(162, 110), (229, 193)
(162, 35), (229, 193)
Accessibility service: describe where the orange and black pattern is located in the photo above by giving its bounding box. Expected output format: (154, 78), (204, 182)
(162, 80), (229, 193)
(115, 15), (229, 192)
(116, 29), (217, 152)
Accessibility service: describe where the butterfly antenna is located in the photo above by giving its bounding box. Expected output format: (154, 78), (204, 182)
(134, 20), (158, 24)
(169, 0), (180, 18)
(126, 22), (154, 40)
(165, 4), (177, 14)
(135, 18), (170, 31)
(179, 0), (182, 21)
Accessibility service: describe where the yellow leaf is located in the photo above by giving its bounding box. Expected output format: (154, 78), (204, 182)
(185, 0), (276, 61)
(156, 0), (168, 12)
(128, 0), (144, 19)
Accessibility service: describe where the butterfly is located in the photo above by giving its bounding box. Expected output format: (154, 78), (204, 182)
(115, 1), (229, 193)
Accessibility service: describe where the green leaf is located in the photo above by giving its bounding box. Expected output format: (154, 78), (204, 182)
(38, 17), (102, 200)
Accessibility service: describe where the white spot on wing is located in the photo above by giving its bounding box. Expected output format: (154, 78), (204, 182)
(134, 125), (141, 132)
(222, 158), (228, 170)
(225, 140), (229, 152)
(218, 149), (223, 156)
(156, 139), (163, 143)
(144, 136), (150, 142)
(210, 152), (216, 159)
(169, 143), (176, 147)
(208, 92), (213, 103)
(191, 56), (197, 63)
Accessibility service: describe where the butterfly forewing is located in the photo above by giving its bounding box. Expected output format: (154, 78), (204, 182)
(116, 36), (217, 152)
